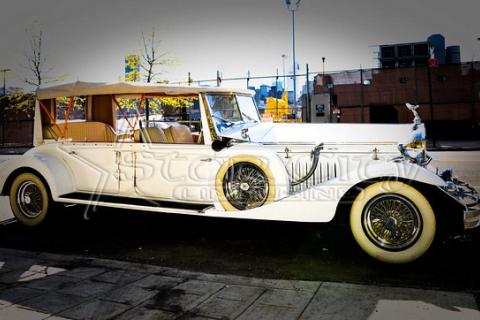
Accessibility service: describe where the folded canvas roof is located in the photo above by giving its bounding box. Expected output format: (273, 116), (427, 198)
(36, 81), (254, 100)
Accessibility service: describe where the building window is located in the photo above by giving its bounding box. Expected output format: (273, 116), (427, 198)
(438, 75), (448, 82)
(398, 45), (412, 57)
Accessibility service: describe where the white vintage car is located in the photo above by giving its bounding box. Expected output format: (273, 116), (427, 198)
(0, 81), (478, 263)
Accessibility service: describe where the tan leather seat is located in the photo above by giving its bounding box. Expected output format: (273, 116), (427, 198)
(164, 125), (194, 144)
(42, 122), (117, 142)
(138, 127), (168, 143)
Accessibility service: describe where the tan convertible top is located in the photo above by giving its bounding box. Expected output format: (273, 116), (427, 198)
(36, 81), (254, 100)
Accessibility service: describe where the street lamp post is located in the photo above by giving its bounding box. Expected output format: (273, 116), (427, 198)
(281, 54), (287, 91)
(0, 69), (11, 96)
(0, 68), (10, 147)
(322, 57), (325, 77)
(285, 0), (301, 116)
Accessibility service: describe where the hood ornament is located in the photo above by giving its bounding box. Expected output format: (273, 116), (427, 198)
(406, 103), (422, 130)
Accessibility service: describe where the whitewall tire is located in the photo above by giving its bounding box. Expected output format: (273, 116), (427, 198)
(350, 181), (436, 264)
(9, 173), (50, 227)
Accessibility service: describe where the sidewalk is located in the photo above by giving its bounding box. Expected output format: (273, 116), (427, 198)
(428, 140), (480, 151)
(0, 248), (478, 320)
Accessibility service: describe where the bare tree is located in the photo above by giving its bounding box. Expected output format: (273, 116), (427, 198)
(23, 24), (65, 89)
(140, 29), (173, 83)
(140, 29), (176, 121)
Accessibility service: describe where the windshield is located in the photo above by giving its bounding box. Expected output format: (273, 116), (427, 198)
(205, 94), (260, 133)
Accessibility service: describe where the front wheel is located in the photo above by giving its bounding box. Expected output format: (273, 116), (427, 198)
(350, 181), (436, 264)
(9, 172), (50, 227)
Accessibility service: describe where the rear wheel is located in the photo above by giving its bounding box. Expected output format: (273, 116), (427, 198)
(9, 173), (50, 227)
(350, 181), (436, 264)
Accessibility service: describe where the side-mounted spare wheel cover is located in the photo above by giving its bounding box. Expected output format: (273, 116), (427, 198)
(215, 155), (276, 211)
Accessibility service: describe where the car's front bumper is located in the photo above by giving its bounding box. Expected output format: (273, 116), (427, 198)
(440, 175), (480, 230)
(464, 205), (480, 229)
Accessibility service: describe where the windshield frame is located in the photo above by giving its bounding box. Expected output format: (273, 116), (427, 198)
(203, 93), (260, 136)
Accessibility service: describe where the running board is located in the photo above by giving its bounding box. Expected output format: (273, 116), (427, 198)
(0, 218), (17, 226)
(56, 192), (212, 215)
(0, 196), (16, 225)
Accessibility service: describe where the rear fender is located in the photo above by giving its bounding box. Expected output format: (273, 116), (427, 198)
(0, 153), (75, 199)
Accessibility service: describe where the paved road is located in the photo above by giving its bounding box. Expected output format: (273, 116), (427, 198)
(1, 248), (479, 320)
(0, 151), (479, 303)
(430, 151), (480, 188)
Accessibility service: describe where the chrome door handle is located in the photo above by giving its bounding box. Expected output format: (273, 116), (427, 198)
(200, 158), (212, 162)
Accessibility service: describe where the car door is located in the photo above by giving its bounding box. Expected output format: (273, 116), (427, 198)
(134, 143), (215, 204)
(59, 143), (120, 195)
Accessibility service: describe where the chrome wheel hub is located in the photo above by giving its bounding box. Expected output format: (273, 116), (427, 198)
(17, 181), (43, 218)
(223, 162), (269, 210)
(362, 194), (422, 251)
(239, 182), (250, 191)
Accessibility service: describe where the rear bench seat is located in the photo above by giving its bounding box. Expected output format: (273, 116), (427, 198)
(42, 122), (118, 142)
(43, 122), (197, 144)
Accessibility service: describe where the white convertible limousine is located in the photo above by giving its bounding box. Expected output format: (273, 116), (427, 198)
(0, 81), (478, 263)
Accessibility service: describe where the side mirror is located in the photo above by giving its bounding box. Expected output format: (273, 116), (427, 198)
(211, 139), (230, 152)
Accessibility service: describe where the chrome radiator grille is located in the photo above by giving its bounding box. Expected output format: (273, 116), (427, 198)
(286, 156), (338, 192)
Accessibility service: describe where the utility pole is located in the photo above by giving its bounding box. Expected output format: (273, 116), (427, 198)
(360, 67), (365, 123)
(281, 54), (287, 90)
(0, 68), (10, 147)
(427, 64), (436, 148)
(306, 64), (311, 123)
(275, 68), (279, 120)
(322, 57), (325, 77)
(216, 70), (221, 87)
(1, 69), (11, 96)
(285, 0), (301, 118)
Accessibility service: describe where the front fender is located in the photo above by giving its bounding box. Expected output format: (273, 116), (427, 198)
(334, 159), (446, 188)
(0, 153), (75, 199)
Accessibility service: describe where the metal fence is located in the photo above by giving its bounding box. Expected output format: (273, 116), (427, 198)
(314, 62), (480, 141)
(170, 65), (318, 122)
(174, 62), (480, 141)
(1, 61), (479, 149)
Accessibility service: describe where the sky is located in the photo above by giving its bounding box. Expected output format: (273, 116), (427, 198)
(0, 0), (479, 91)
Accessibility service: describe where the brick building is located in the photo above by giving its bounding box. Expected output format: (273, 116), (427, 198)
(313, 62), (480, 139)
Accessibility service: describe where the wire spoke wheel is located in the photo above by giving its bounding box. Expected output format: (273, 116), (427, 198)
(351, 182), (435, 264)
(16, 181), (44, 218)
(362, 194), (422, 251)
(10, 172), (50, 227)
(223, 162), (269, 210)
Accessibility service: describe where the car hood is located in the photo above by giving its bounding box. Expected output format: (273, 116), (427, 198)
(218, 122), (426, 145)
